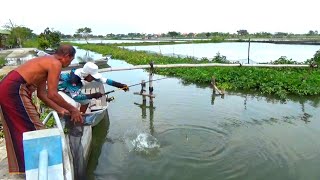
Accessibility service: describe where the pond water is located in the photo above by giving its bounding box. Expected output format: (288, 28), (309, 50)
(123, 42), (320, 63)
(76, 48), (320, 180)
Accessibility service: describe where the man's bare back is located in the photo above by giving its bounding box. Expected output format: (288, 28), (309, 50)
(15, 56), (62, 87)
(14, 45), (82, 122)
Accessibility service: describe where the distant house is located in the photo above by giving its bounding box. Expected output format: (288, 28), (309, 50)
(0, 29), (11, 49)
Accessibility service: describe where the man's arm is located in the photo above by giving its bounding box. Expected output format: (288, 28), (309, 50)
(37, 81), (65, 111)
(46, 61), (82, 122)
(73, 92), (102, 100)
(100, 78), (129, 91)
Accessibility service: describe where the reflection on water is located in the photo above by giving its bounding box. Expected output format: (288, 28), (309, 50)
(81, 47), (320, 180)
(86, 111), (110, 180)
(73, 47), (103, 64)
(134, 100), (155, 135)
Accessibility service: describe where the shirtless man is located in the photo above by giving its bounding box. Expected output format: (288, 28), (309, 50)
(0, 44), (82, 174)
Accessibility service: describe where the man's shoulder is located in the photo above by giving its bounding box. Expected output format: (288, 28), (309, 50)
(36, 56), (61, 67)
(39, 55), (58, 62)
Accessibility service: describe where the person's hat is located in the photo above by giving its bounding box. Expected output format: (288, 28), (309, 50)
(75, 62), (102, 79)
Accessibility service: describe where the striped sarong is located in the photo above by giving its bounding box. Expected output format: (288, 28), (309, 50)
(0, 70), (44, 174)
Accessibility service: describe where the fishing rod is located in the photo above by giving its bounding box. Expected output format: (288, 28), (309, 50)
(104, 77), (169, 95)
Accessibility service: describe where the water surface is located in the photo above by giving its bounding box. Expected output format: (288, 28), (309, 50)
(77, 48), (320, 180)
(123, 42), (320, 63)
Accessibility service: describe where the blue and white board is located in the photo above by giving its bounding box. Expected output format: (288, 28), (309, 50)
(23, 128), (64, 180)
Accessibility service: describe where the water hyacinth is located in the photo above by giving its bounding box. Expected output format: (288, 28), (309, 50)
(73, 43), (320, 99)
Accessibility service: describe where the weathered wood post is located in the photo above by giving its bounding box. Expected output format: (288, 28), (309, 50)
(211, 76), (224, 96)
(141, 80), (146, 103)
(211, 76), (224, 95)
(149, 61), (154, 102)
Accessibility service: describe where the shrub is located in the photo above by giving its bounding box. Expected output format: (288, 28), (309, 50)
(0, 57), (6, 67)
(311, 49), (320, 65)
(272, 56), (298, 64)
(211, 52), (230, 63)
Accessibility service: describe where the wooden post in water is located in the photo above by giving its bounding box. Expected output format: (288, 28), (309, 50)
(134, 61), (156, 102)
(149, 63), (154, 102)
(133, 80), (156, 100)
(211, 76), (224, 95)
(141, 80), (146, 102)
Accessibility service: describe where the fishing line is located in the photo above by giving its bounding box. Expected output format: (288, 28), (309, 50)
(104, 77), (169, 95)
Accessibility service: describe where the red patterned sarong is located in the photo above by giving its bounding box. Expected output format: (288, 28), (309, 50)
(0, 70), (44, 174)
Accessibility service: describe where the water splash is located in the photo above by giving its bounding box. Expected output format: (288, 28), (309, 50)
(124, 132), (160, 154)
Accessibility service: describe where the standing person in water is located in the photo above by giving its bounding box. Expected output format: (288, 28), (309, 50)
(0, 44), (82, 174)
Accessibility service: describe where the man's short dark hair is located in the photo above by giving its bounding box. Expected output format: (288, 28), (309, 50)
(55, 44), (76, 57)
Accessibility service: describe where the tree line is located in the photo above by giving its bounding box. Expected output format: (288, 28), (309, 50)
(1, 22), (320, 49)
(0, 24), (93, 49)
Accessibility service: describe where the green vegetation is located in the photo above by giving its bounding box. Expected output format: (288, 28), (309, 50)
(2, 22), (61, 49)
(38, 28), (61, 50)
(3, 26), (35, 48)
(311, 50), (320, 65)
(0, 57), (6, 67)
(75, 43), (320, 100)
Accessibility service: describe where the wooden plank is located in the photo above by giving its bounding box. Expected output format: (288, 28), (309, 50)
(133, 92), (156, 98)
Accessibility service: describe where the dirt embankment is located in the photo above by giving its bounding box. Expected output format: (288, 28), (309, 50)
(0, 66), (17, 76)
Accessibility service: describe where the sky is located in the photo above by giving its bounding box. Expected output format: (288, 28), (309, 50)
(1, 0), (319, 35)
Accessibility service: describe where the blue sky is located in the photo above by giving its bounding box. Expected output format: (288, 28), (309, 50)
(1, 0), (319, 35)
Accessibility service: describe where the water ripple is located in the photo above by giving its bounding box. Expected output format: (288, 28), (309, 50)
(158, 125), (229, 164)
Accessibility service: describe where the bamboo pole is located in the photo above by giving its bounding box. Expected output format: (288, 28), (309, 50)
(98, 63), (311, 72)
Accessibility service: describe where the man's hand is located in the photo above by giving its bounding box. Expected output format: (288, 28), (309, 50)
(87, 92), (103, 99)
(112, 81), (129, 92)
(57, 108), (69, 117)
(70, 109), (83, 123)
(122, 85), (129, 92)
